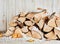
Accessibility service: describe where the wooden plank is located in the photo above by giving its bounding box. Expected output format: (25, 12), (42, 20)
(32, 0), (53, 14)
(0, 0), (3, 31)
(15, 0), (22, 15)
(0, 0), (6, 31)
(7, 0), (16, 28)
(15, 0), (28, 14)
(3, 0), (7, 31)
(43, 0), (53, 14)
(15, 0), (35, 14)
(53, 0), (60, 12)
(24, 0), (34, 12)
(33, 0), (44, 10)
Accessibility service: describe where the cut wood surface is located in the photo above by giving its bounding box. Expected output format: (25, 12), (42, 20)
(44, 31), (57, 40)
(31, 30), (42, 39)
(43, 24), (53, 32)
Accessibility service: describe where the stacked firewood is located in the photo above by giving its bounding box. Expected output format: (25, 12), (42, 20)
(1, 9), (60, 40)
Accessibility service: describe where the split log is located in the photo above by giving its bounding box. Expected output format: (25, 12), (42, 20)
(44, 31), (57, 40)
(24, 21), (33, 26)
(18, 17), (26, 23)
(37, 19), (45, 30)
(43, 24), (53, 32)
(48, 17), (56, 27)
(31, 30), (42, 39)
(21, 26), (28, 33)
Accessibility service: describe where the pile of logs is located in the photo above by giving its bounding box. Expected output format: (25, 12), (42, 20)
(1, 9), (60, 40)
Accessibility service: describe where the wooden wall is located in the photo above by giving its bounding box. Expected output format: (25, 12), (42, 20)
(0, 0), (60, 31)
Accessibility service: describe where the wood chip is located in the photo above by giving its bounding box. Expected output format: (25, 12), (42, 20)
(27, 39), (34, 42)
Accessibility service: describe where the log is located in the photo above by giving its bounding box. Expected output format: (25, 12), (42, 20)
(21, 26), (28, 33)
(9, 22), (17, 27)
(44, 31), (57, 40)
(24, 21), (33, 26)
(37, 19), (45, 30)
(43, 24), (53, 32)
(18, 17), (26, 23)
(56, 20), (60, 27)
(54, 29), (60, 39)
(20, 12), (28, 17)
(26, 31), (32, 37)
(48, 17), (56, 27)
(31, 30), (42, 39)
(9, 27), (16, 32)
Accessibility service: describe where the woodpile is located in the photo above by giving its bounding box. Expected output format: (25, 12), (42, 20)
(1, 9), (60, 40)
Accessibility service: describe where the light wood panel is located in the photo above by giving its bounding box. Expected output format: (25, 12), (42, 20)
(53, 0), (60, 12)
(0, 0), (7, 31)
(6, 0), (16, 28)
(33, 0), (53, 14)
(43, 0), (53, 14)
